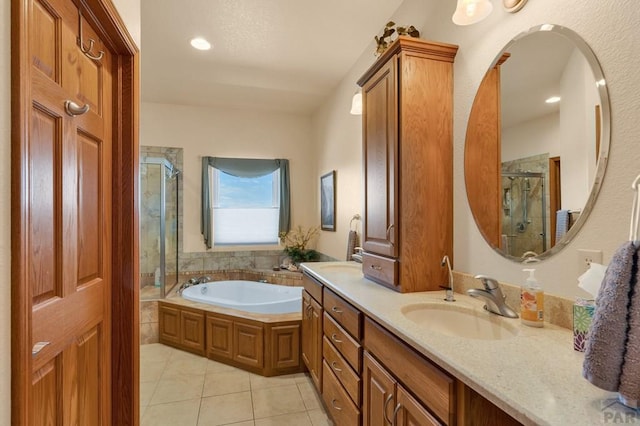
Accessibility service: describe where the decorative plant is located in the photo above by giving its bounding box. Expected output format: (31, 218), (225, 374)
(374, 21), (420, 56)
(279, 226), (320, 264)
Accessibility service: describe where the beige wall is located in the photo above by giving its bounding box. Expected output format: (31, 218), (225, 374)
(141, 102), (317, 253)
(313, 0), (640, 299)
(0, 0), (140, 423)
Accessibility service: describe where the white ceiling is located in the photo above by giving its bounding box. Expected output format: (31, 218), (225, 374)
(141, 0), (405, 114)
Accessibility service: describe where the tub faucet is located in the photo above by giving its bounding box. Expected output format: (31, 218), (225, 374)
(440, 255), (455, 302)
(467, 275), (518, 318)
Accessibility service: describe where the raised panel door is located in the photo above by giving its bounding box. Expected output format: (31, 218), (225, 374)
(396, 386), (442, 426)
(362, 56), (398, 258)
(270, 324), (301, 370)
(363, 351), (396, 426)
(233, 321), (264, 368)
(310, 297), (323, 390)
(159, 304), (180, 345)
(207, 315), (233, 360)
(181, 310), (205, 355)
(27, 0), (113, 423)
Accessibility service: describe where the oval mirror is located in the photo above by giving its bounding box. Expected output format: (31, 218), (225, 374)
(464, 24), (610, 262)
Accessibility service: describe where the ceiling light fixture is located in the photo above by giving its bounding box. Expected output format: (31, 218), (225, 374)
(545, 96), (561, 104)
(350, 91), (362, 115)
(452, 0), (494, 26)
(190, 37), (211, 51)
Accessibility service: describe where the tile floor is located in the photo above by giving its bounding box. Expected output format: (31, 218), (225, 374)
(140, 343), (334, 426)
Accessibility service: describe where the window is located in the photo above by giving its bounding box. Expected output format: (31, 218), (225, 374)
(211, 168), (280, 245)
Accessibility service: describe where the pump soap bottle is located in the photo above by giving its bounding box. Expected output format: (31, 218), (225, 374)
(521, 268), (544, 327)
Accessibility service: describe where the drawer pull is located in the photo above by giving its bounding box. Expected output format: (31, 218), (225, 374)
(331, 398), (343, 411)
(370, 264), (382, 271)
(331, 306), (343, 314)
(383, 393), (394, 425)
(331, 361), (342, 372)
(392, 403), (401, 425)
(331, 333), (343, 344)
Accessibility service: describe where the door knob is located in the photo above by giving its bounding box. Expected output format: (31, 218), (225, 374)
(65, 100), (90, 116)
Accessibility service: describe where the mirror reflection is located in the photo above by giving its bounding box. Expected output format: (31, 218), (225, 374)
(464, 25), (610, 261)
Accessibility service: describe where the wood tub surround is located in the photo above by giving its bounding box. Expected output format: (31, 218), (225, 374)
(158, 300), (303, 377)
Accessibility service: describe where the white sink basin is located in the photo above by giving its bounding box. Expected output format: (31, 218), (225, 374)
(401, 303), (519, 340)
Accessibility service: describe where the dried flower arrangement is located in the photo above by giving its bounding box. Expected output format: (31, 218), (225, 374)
(279, 226), (320, 264)
(374, 21), (420, 56)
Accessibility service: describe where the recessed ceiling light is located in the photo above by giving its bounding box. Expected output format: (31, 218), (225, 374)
(190, 37), (211, 51)
(545, 96), (561, 104)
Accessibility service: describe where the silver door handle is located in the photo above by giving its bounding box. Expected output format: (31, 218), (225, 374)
(65, 100), (90, 116)
(331, 306), (343, 314)
(331, 333), (343, 344)
(331, 361), (342, 372)
(383, 393), (394, 425)
(331, 398), (343, 411)
(32, 341), (50, 356)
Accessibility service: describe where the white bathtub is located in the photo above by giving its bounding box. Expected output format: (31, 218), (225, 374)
(181, 280), (303, 314)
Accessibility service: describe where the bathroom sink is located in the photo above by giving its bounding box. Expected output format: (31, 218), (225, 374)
(401, 303), (519, 340)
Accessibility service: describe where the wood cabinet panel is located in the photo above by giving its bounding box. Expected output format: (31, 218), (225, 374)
(233, 321), (264, 368)
(207, 315), (233, 360)
(180, 310), (205, 355)
(324, 312), (362, 373)
(302, 272), (323, 303)
(322, 360), (361, 426)
(159, 304), (180, 345)
(270, 324), (300, 370)
(397, 385), (442, 426)
(324, 287), (362, 340)
(362, 252), (398, 289)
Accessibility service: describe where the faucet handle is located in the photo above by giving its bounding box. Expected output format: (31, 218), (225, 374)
(474, 275), (500, 291)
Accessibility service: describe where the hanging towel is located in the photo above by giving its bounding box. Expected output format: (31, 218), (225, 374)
(618, 263), (640, 405)
(555, 209), (570, 242)
(346, 230), (359, 261)
(583, 242), (638, 391)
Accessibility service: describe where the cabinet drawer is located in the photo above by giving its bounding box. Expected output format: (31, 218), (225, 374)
(324, 313), (362, 372)
(324, 288), (362, 340)
(323, 360), (361, 426)
(323, 336), (361, 406)
(362, 252), (398, 288)
(302, 273), (323, 303)
(364, 318), (455, 425)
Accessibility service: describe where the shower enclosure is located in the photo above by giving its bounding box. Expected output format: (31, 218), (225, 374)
(501, 172), (547, 259)
(140, 157), (180, 300)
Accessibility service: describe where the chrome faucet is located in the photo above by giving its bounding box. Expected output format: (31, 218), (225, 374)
(440, 255), (455, 302)
(177, 276), (211, 294)
(467, 275), (518, 318)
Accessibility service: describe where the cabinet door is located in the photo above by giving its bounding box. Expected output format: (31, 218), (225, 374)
(181, 310), (205, 354)
(207, 315), (233, 360)
(310, 297), (324, 390)
(270, 324), (301, 370)
(362, 55), (398, 258)
(363, 351), (396, 426)
(302, 292), (313, 370)
(396, 386), (442, 426)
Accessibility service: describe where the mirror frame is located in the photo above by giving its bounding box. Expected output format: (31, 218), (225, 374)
(464, 24), (611, 262)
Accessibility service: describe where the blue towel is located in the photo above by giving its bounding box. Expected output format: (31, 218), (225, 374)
(555, 209), (570, 242)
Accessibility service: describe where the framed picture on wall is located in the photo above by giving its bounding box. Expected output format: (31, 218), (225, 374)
(321, 171), (336, 231)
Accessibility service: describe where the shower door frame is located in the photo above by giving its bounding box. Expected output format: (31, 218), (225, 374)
(141, 157), (179, 299)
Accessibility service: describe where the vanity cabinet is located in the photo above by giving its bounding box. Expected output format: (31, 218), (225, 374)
(302, 273), (324, 391)
(358, 36), (458, 293)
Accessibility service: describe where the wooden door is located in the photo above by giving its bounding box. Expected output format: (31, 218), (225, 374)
(396, 386), (441, 426)
(23, 0), (113, 423)
(363, 351), (396, 426)
(233, 321), (264, 368)
(301, 291), (313, 370)
(362, 56), (398, 258)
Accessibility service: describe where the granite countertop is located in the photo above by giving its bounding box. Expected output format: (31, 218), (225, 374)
(301, 261), (631, 426)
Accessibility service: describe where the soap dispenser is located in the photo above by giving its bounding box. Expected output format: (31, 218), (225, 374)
(521, 268), (544, 327)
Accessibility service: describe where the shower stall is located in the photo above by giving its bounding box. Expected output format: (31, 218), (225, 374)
(501, 172), (547, 258)
(140, 157), (180, 300)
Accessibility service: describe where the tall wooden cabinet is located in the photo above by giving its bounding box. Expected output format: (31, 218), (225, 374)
(358, 36), (458, 293)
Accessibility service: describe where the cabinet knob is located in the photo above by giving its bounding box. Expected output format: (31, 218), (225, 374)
(370, 264), (382, 271)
